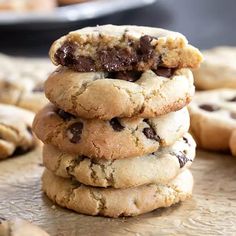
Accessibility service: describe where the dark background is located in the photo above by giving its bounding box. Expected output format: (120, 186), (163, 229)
(0, 0), (235, 56)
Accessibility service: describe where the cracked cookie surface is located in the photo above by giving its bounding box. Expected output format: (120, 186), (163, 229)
(188, 89), (236, 151)
(49, 25), (203, 72)
(0, 104), (36, 159)
(45, 66), (194, 119)
(193, 47), (236, 90)
(0, 53), (54, 112)
(43, 133), (195, 188)
(33, 104), (190, 159)
(42, 169), (193, 217)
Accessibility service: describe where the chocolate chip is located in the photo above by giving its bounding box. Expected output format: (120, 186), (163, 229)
(32, 84), (44, 93)
(176, 152), (189, 168)
(137, 35), (158, 63)
(27, 126), (32, 135)
(55, 41), (76, 66)
(154, 67), (175, 78)
(107, 71), (142, 82)
(99, 47), (138, 71)
(139, 35), (154, 55)
(230, 112), (236, 119)
(143, 127), (160, 141)
(199, 104), (220, 112)
(67, 122), (83, 143)
(227, 96), (236, 102)
(57, 109), (76, 121)
(109, 118), (124, 132)
(183, 137), (188, 144)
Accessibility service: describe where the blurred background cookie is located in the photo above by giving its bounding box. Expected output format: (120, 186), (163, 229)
(0, 0), (56, 11)
(193, 47), (236, 90)
(0, 53), (54, 112)
(0, 104), (36, 160)
(0, 218), (49, 236)
(188, 89), (236, 152)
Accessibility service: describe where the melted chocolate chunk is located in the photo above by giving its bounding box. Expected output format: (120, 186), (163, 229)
(199, 104), (220, 112)
(143, 127), (160, 141)
(57, 109), (76, 121)
(55, 41), (76, 66)
(139, 35), (153, 55)
(107, 71), (142, 82)
(230, 112), (236, 119)
(176, 152), (189, 168)
(67, 122), (83, 143)
(73, 56), (96, 72)
(227, 96), (236, 102)
(154, 67), (175, 78)
(99, 47), (138, 71)
(55, 42), (96, 72)
(109, 118), (124, 132)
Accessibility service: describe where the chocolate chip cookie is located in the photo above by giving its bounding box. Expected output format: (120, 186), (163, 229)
(188, 89), (236, 151)
(0, 104), (36, 159)
(42, 169), (193, 217)
(0, 218), (49, 236)
(43, 133), (195, 188)
(193, 47), (236, 90)
(50, 25), (203, 72)
(230, 130), (236, 156)
(45, 67), (194, 119)
(0, 54), (54, 112)
(33, 104), (190, 159)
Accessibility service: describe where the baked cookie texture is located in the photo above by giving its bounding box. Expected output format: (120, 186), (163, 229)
(45, 67), (194, 119)
(43, 133), (195, 188)
(0, 54), (54, 112)
(193, 47), (236, 90)
(42, 169), (193, 218)
(0, 104), (36, 159)
(0, 218), (49, 236)
(33, 104), (190, 159)
(50, 25), (203, 72)
(188, 89), (236, 151)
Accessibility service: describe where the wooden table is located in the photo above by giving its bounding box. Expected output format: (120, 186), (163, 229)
(0, 147), (236, 235)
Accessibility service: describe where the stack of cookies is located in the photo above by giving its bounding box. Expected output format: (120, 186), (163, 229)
(33, 25), (203, 217)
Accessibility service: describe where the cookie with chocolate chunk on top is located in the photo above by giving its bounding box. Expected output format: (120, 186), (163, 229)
(33, 104), (190, 160)
(49, 25), (203, 72)
(188, 89), (236, 152)
(45, 67), (194, 119)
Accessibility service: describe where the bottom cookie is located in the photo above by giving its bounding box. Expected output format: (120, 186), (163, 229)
(230, 130), (236, 156)
(42, 169), (193, 218)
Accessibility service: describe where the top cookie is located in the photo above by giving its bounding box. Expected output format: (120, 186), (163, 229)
(193, 47), (236, 90)
(49, 25), (203, 72)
